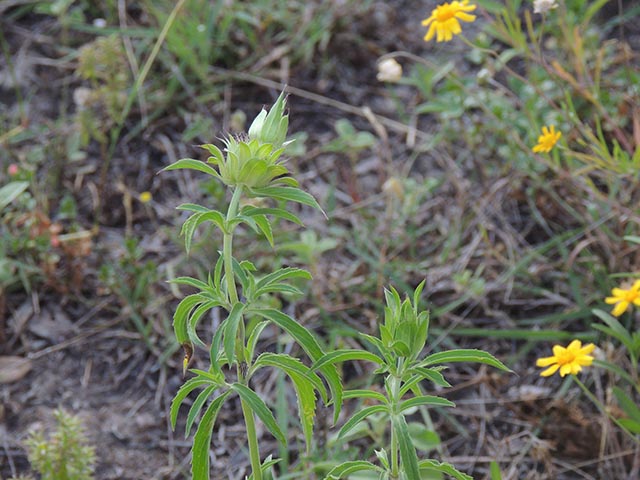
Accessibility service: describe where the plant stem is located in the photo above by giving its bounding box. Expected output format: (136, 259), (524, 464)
(224, 186), (262, 479)
(224, 187), (243, 305)
(388, 375), (401, 479)
(241, 397), (264, 480)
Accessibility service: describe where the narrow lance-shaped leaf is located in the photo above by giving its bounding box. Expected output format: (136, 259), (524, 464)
(248, 186), (324, 214)
(241, 206), (303, 226)
(324, 461), (384, 480)
(250, 356), (320, 452)
(393, 414), (420, 480)
(338, 405), (388, 439)
(231, 383), (286, 444)
(163, 158), (221, 179)
(191, 391), (232, 480)
(420, 349), (511, 372)
(185, 385), (217, 437)
(223, 302), (246, 366)
(170, 377), (212, 429)
(399, 395), (455, 413)
(311, 349), (384, 372)
(418, 459), (473, 480)
(252, 308), (343, 423)
(343, 389), (388, 404)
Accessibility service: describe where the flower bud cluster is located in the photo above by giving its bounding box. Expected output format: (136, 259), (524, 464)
(202, 91), (294, 189)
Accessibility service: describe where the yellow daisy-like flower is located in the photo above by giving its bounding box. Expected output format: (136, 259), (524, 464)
(139, 191), (152, 203)
(605, 280), (640, 317)
(422, 0), (477, 43)
(532, 125), (562, 153)
(536, 340), (595, 377)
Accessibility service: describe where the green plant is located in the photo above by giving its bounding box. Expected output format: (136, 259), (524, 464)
(20, 408), (96, 480)
(314, 282), (510, 479)
(165, 91), (341, 480)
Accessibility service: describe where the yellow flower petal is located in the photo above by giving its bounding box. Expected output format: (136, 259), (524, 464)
(578, 343), (595, 355)
(456, 12), (476, 22)
(567, 339), (582, 350)
(559, 364), (572, 377)
(540, 364), (559, 377)
(536, 356), (557, 367)
(612, 301), (629, 317)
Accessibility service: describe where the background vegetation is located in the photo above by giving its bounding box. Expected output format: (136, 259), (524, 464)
(1, 0), (639, 478)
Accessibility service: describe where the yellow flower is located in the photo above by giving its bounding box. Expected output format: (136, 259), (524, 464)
(536, 340), (595, 377)
(139, 191), (152, 203)
(532, 125), (561, 153)
(422, 0), (477, 43)
(605, 280), (640, 317)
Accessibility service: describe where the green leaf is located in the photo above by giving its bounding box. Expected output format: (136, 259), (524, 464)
(618, 418), (640, 434)
(253, 351), (326, 439)
(393, 414), (420, 480)
(223, 303), (246, 366)
(231, 383), (286, 444)
(255, 267), (311, 292)
(613, 386), (640, 423)
(196, 210), (227, 233)
(241, 206), (303, 226)
(311, 349), (384, 372)
(185, 385), (217, 437)
(170, 377), (212, 429)
(192, 391), (232, 480)
(170, 276), (209, 291)
(245, 321), (270, 362)
(489, 461), (502, 480)
(420, 349), (511, 372)
(252, 353), (327, 403)
(338, 405), (388, 438)
(418, 459), (473, 480)
(324, 461), (383, 479)
(163, 158), (221, 178)
(251, 214), (273, 246)
(0, 181), (29, 211)
(187, 300), (218, 348)
(173, 294), (203, 345)
(246, 455), (281, 480)
(248, 186), (323, 212)
(343, 389), (388, 404)
(406, 367), (452, 388)
(252, 308), (343, 423)
(176, 203), (211, 213)
(407, 423), (441, 452)
(399, 395), (455, 413)
(180, 212), (204, 255)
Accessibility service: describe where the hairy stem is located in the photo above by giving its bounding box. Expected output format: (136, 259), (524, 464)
(388, 375), (401, 479)
(224, 186), (261, 478)
(241, 397), (263, 480)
